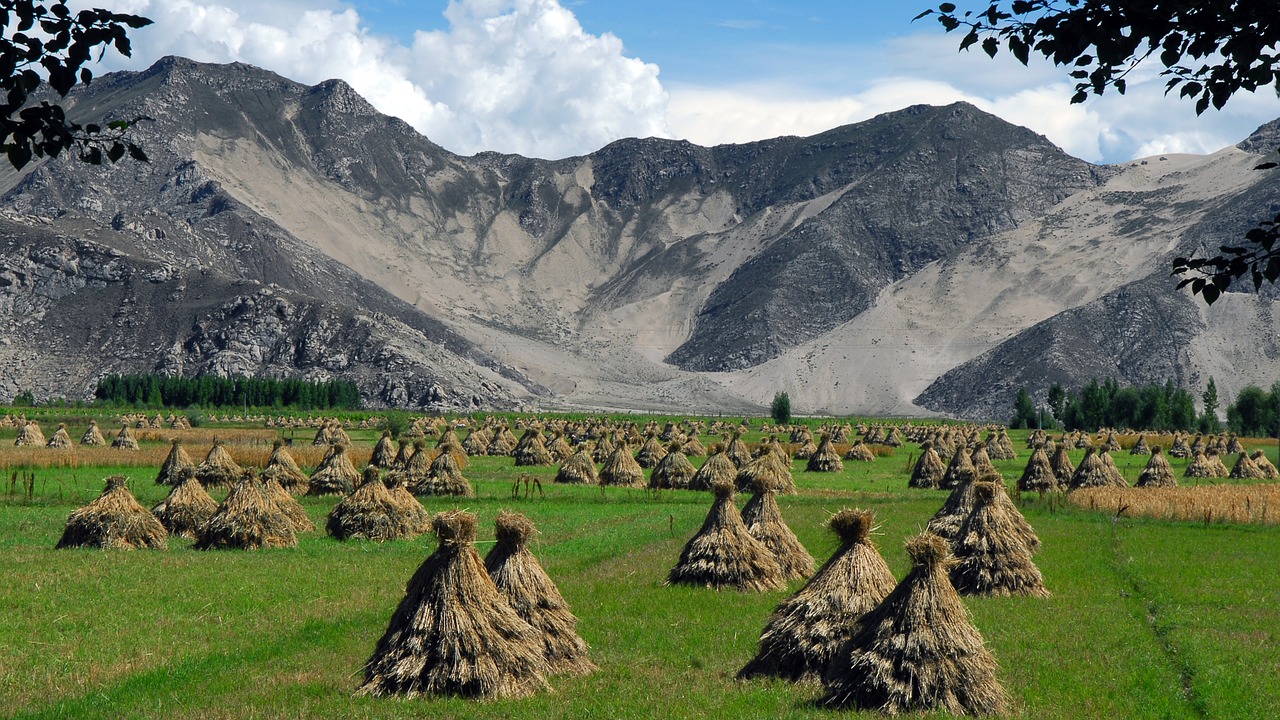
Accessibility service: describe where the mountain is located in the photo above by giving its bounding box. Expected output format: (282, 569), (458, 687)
(0, 56), (1276, 418)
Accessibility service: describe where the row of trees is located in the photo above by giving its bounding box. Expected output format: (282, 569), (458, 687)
(94, 374), (362, 411)
(1227, 384), (1280, 438)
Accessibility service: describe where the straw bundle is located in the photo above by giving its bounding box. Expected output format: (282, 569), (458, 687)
(735, 449), (796, 495)
(909, 442), (946, 489)
(1169, 433), (1192, 458)
(462, 427), (492, 456)
(484, 512), (596, 677)
(941, 447), (977, 490)
(263, 475), (314, 532)
(969, 442), (996, 477)
(724, 432), (752, 468)
(635, 433), (668, 469)
(1135, 447), (1177, 488)
(1185, 451), (1219, 479)
(682, 434), (707, 457)
(1251, 450), (1279, 480)
(1017, 446), (1057, 493)
(46, 423), (73, 449)
(667, 480), (786, 592)
(951, 482), (1049, 598)
(359, 511), (551, 699)
(370, 431), (397, 468)
(513, 428), (555, 466)
(152, 468), (218, 538)
(112, 424), (140, 451)
(1098, 450), (1128, 486)
(555, 444), (600, 485)
(1050, 444), (1075, 486)
(650, 442), (697, 490)
(57, 476), (168, 550)
(196, 439), (243, 488)
(599, 445), (645, 488)
(195, 474), (297, 550)
(546, 432), (575, 463)
(416, 450), (475, 497)
(806, 435), (844, 472)
(261, 440), (310, 494)
(80, 420), (106, 446)
(308, 443), (360, 496)
(844, 440), (877, 463)
(1130, 435), (1151, 455)
(487, 425), (519, 456)
(392, 439), (415, 469)
(592, 433), (618, 463)
(1069, 448), (1114, 490)
(384, 471), (430, 535)
(741, 482), (814, 580)
(1229, 452), (1267, 480)
(155, 439), (195, 485)
(14, 420), (45, 446)
(328, 468), (419, 541)
(689, 444), (736, 492)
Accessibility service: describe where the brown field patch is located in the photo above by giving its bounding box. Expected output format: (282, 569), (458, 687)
(1069, 484), (1280, 525)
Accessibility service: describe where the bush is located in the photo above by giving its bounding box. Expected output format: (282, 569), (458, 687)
(770, 392), (791, 425)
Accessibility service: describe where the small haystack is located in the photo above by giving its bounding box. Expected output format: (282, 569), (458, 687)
(690, 444), (737, 492)
(546, 432), (574, 463)
(1205, 448), (1231, 477)
(328, 467), (419, 541)
(80, 420), (106, 446)
(155, 439), (195, 485)
(359, 510), (551, 699)
(384, 471), (430, 535)
(1229, 452), (1267, 480)
(1098, 450), (1128, 486)
(650, 441), (697, 490)
(1226, 435), (1245, 455)
(599, 445), (645, 488)
(950, 482), (1049, 598)
(634, 433), (668, 469)
(724, 432), (752, 468)
(591, 433), (618, 463)
(1251, 450), (1280, 480)
(738, 509), (896, 683)
(462, 427), (492, 456)
(735, 448), (797, 495)
(806, 434), (844, 472)
(484, 512), (596, 677)
(1130, 435), (1151, 455)
(843, 440), (876, 463)
(112, 424), (140, 451)
(308, 443), (361, 496)
(989, 429), (1017, 460)
(667, 480), (786, 592)
(1135, 446), (1177, 488)
(14, 420), (45, 446)
(741, 481), (814, 580)
(513, 428), (555, 466)
(1050, 444), (1076, 487)
(46, 423), (74, 449)
(1169, 433), (1192, 458)
(261, 440), (310, 494)
(152, 468), (218, 538)
(926, 475), (976, 544)
(1069, 448), (1115, 490)
(263, 475), (314, 532)
(392, 439), (416, 469)
(196, 439), (243, 488)
(969, 442), (996, 477)
(416, 450), (475, 497)
(1185, 451), (1217, 479)
(487, 425), (519, 456)
(909, 442), (947, 489)
(555, 444), (600, 485)
(941, 447), (977, 490)
(683, 434), (707, 457)
(57, 476), (168, 550)
(370, 431), (397, 468)
(820, 532), (1009, 716)
(1017, 446), (1057, 493)
(196, 473), (297, 550)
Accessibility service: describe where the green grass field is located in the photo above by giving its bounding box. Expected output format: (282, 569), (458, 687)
(2, 423), (1278, 719)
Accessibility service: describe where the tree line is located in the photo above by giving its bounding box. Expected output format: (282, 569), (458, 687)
(94, 374), (362, 411)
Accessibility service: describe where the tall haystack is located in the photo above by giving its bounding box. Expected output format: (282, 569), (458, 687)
(417, 450), (475, 497)
(46, 423), (73, 449)
(56, 476), (168, 550)
(513, 428), (554, 466)
(1135, 446), (1177, 488)
(969, 442), (996, 477)
(806, 434), (844, 473)
(263, 475), (314, 532)
(328, 467), (420, 541)
(741, 481), (814, 580)
(155, 439), (195, 485)
(370, 431), (397, 468)
(738, 509), (896, 683)
(359, 510), (551, 699)
(909, 442), (947, 489)
(484, 512), (596, 677)
(650, 441), (697, 490)
(196, 439), (243, 488)
(111, 424), (139, 450)
(1104, 432), (1121, 452)
(196, 473), (297, 550)
(462, 427), (492, 456)
(926, 474), (976, 545)
(152, 468), (218, 538)
(308, 443), (361, 496)
(1098, 450), (1128, 486)
(843, 439), (876, 463)
(392, 439), (416, 469)
(724, 431), (752, 468)
(14, 420), (45, 446)
(690, 444), (737, 492)
(989, 429), (1017, 460)
(941, 447), (977, 490)
(80, 420), (106, 446)
(1130, 435), (1151, 455)
(736, 448), (797, 495)
(591, 433), (618, 463)
(384, 470), (430, 535)
(487, 425), (519, 456)
(1251, 450), (1280, 480)
(1017, 445), (1057, 493)
(1050, 444), (1075, 487)
(820, 532), (1009, 716)
(555, 444), (600, 485)
(634, 433), (668, 469)
(1069, 448), (1115, 490)
(599, 445), (645, 488)
(1229, 452), (1267, 480)
(1185, 451), (1218, 479)
(951, 482), (1049, 598)
(261, 440), (310, 494)
(546, 432), (575, 463)
(667, 480), (786, 592)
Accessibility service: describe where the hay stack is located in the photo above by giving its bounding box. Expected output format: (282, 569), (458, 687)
(599, 445), (645, 488)
(1229, 452), (1267, 480)
(80, 420), (106, 446)
(793, 438), (818, 460)
(155, 439), (195, 485)
(909, 442), (947, 489)
(392, 439), (416, 469)
(1130, 435), (1151, 455)
(370, 431), (397, 468)
(196, 439), (243, 488)
(462, 427), (492, 456)
(990, 429), (1017, 460)
(546, 432), (575, 463)
(650, 441), (697, 490)
(690, 444), (736, 492)
(14, 420), (45, 446)
(1169, 433), (1192, 458)
(1251, 450), (1280, 480)
(591, 433), (618, 463)
(1069, 448), (1115, 490)
(417, 450), (475, 497)
(1104, 432), (1121, 452)
(969, 442), (996, 477)
(1226, 435), (1245, 455)
(484, 512), (596, 677)
(738, 509), (896, 682)
(667, 480), (786, 592)
(635, 433), (668, 469)
(806, 434), (844, 472)
(328, 467), (419, 541)
(261, 440), (310, 494)
(926, 475), (976, 544)
(152, 468), (218, 538)
(487, 425), (519, 456)
(46, 423), (73, 449)
(950, 482), (1049, 598)
(383, 471), (430, 534)
(736, 449), (797, 495)
(1017, 446), (1057, 493)
(513, 428), (555, 466)
(741, 481), (814, 580)
(196, 473), (297, 550)
(1135, 447), (1177, 488)
(820, 532), (1009, 715)
(941, 447), (977, 490)
(682, 434), (707, 457)
(1098, 450), (1128, 486)
(1205, 448), (1230, 477)
(724, 432), (752, 468)
(359, 510), (551, 699)
(1050, 444), (1075, 487)
(843, 439), (876, 463)
(1185, 450), (1224, 479)
(56, 476), (168, 550)
(263, 475), (314, 532)
(555, 444), (600, 485)
(308, 443), (360, 496)
(112, 424), (139, 450)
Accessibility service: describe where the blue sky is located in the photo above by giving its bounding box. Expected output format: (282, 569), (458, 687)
(92, 0), (1280, 162)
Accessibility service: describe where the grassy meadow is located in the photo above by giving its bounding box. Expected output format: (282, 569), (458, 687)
(1, 414), (1278, 719)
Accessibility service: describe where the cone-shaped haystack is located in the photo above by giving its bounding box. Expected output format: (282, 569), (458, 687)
(1098, 450), (1128, 486)
(263, 475), (314, 532)
(555, 444), (600, 485)
(1130, 435), (1151, 455)
(328, 468), (419, 541)
(308, 443), (360, 496)
(415, 450), (475, 497)
(1069, 448), (1115, 490)
(1169, 433), (1192, 458)
(820, 532), (1009, 715)
(736, 448), (797, 495)
(599, 445), (645, 488)
(683, 434), (707, 457)
(1251, 450), (1280, 480)
(392, 439), (416, 469)
(990, 429), (1017, 460)
(724, 432), (752, 468)
(738, 509), (896, 683)
(591, 433), (617, 463)
(969, 442), (996, 477)
(484, 512), (596, 677)
(152, 468), (218, 538)
(927, 474), (977, 544)
(46, 423), (73, 449)
(546, 432), (574, 463)
(843, 440), (876, 463)
(15, 420), (45, 446)
(487, 425), (519, 456)
(370, 431), (397, 468)
(650, 441), (697, 489)
(196, 473), (297, 550)
(384, 471), (430, 535)
(806, 434), (844, 472)
(155, 439), (195, 485)
(80, 420), (106, 446)
(634, 433), (668, 469)
(261, 440), (310, 494)
(57, 476), (168, 550)
(359, 510), (552, 699)
(1017, 446), (1057, 493)
(513, 428), (555, 466)
(951, 483), (1049, 598)
(1049, 444), (1076, 487)
(906, 442), (944, 489)
(1229, 452), (1266, 479)
(112, 424), (140, 450)
(941, 447), (977, 490)
(196, 439), (243, 488)
(690, 444), (736, 491)
(1135, 446), (1178, 488)
(667, 480), (786, 592)
(741, 481), (814, 580)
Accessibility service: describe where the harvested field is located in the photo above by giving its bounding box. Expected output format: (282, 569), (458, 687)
(1069, 483), (1280, 525)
